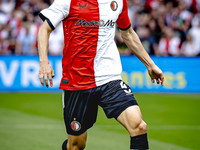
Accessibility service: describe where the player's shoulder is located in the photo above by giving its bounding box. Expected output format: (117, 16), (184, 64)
(52, 0), (71, 8)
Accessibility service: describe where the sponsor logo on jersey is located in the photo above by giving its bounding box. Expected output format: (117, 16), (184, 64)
(79, 3), (87, 10)
(79, 3), (87, 8)
(75, 19), (115, 27)
(63, 79), (69, 84)
(110, 1), (118, 11)
(71, 121), (81, 131)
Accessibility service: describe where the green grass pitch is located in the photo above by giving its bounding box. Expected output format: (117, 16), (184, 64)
(0, 93), (200, 150)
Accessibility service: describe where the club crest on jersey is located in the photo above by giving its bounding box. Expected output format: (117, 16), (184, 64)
(110, 1), (118, 11)
(71, 121), (81, 131)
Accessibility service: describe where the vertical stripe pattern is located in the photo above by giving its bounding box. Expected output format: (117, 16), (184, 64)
(60, 0), (100, 90)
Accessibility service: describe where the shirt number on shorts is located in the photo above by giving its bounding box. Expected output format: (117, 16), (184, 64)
(120, 81), (132, 95)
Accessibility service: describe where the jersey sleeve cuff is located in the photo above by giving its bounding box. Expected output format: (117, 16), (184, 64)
(38, 13), (55, 30)
(118, 24), (131, 31)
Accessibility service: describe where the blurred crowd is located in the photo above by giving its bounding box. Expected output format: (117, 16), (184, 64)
(0, 0), (63, 55)
(117, 0), (200, 56)
(0, 0), (200, 57)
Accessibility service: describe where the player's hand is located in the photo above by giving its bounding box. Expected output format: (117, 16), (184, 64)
(147, 64), (164, 86)
(38, 62), (55, 88)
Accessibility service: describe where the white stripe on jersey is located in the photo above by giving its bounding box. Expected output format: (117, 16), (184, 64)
(94, 0), (123, 86)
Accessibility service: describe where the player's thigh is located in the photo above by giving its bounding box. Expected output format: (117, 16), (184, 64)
(67, 131), (87, 149)
(63, 89), (99, 136)
(99, 80), (138, 119)
(117, 105), (147, 137)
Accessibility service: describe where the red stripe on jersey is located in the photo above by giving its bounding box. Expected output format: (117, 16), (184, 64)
(60, 0), (99, 90)
(116, 0), (131, 30)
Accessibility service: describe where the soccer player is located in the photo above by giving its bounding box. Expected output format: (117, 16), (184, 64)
(38, 0), (164, 149)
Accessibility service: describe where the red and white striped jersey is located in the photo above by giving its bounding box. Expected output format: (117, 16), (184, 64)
(39, 0), (131, 90)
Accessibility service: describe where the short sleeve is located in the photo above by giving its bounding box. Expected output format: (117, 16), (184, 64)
(116, 0), (131, 30)
(39, 0), (70, 30)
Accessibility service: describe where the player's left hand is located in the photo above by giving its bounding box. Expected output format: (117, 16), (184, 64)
(147, 64), (164, 86)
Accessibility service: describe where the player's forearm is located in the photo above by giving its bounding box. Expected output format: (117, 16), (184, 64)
(38, 20), (52, 64)
(120, 27), (155, 68)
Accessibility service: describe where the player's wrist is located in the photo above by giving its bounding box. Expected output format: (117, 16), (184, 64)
(39, 59), (49, 65)
(145, 61), (155, 70)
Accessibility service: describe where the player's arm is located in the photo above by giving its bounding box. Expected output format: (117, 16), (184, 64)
(38, 0), (69, 87)
(38, 20), (54, 87)
(120, 27), (164, 86)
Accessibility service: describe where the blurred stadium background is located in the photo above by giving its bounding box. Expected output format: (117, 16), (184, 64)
(0, 0), (200, 150)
